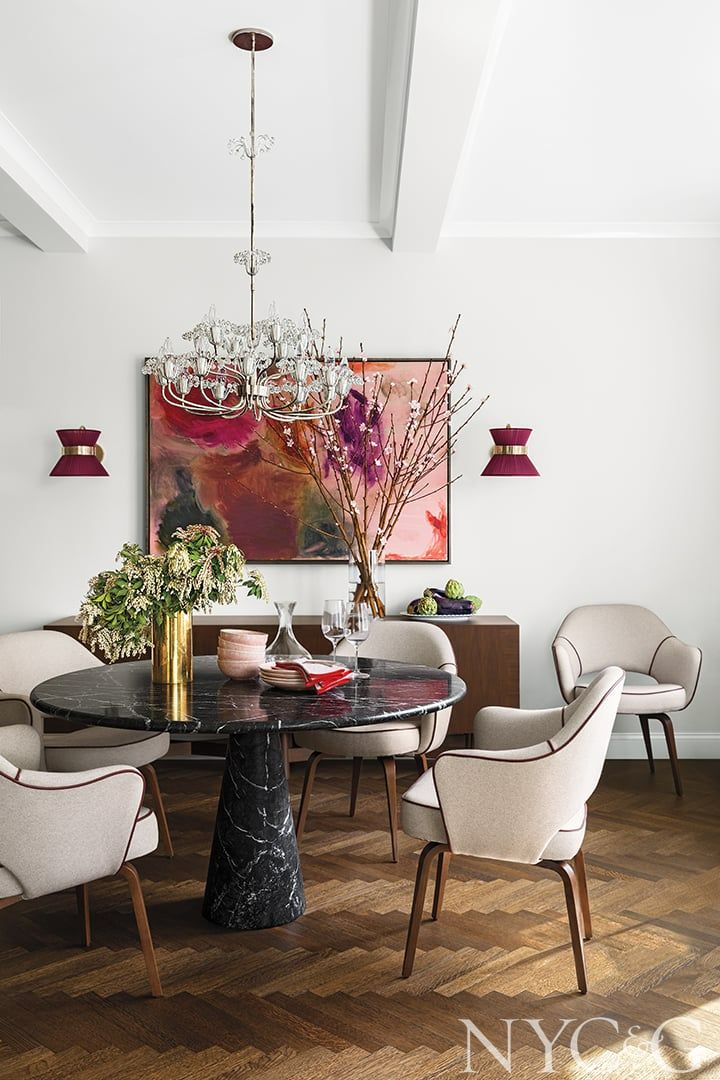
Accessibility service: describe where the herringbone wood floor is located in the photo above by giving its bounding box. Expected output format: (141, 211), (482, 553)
(1, 758), (719, 1079)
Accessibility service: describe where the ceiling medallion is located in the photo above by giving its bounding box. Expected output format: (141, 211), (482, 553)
(143, 28), (359, 421)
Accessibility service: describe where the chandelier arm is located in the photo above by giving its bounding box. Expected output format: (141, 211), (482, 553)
(162, 384), (219, 416)
(198, 381), (221, 409)
(263, 399), (347, 422)
(169, 394), (219, 417)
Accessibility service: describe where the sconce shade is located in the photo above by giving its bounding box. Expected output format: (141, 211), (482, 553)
(50, 428), (108, 477)
(481, 426), (539, 476)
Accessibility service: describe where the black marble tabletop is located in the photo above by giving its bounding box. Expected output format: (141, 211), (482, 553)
(30, 656), (466, 736)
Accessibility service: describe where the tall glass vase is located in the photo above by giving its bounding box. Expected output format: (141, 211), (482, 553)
(266, 601), (312, 660)
(152, 611), (193, 684)
(348, 543), (386, 619)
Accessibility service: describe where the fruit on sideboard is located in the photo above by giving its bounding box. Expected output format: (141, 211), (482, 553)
(444, 579), (464, 599)
(415, 595), (439, 616)
(408, 583), (482, 616)
(435, 597), (473, 615)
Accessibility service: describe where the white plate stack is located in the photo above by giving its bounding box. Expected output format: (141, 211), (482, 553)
(259, 660), (350, 692)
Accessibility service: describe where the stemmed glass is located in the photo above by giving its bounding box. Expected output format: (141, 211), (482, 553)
(344, 602), (371, 679)
(321, 599), (348, 661)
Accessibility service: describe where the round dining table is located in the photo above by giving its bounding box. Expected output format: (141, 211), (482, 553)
(31, 656), (466, 931)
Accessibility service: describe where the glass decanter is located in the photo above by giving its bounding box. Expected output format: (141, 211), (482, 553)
(266, 601), (312, 661)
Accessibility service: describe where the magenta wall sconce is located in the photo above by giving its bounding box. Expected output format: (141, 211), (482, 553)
(481, 425), (539, 477)
(50, 427), (108, 477)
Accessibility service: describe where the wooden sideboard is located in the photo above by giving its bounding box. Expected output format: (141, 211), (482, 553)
(44, 614), (519, 738)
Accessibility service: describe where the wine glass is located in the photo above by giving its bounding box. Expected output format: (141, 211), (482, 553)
(321, 599), (347, 660)
(344, 602), (371, 679)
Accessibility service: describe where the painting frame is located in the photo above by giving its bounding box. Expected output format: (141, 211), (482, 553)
(145, 358), (452, 564)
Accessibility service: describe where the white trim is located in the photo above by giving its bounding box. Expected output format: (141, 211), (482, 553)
(0, 109), (91, 251)
(90, 220), (720, 241)
(391, 0), (508, 253)
(92, 220), (390, 241)
(607, 732), (720, 760)
(442, 221), (720, 239)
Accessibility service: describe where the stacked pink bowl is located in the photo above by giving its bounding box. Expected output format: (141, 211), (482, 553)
(217, 629), (268, 681)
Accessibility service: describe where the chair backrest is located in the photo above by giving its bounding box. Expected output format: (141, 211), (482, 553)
(338, 620), (457, 754)
(553, 604), (672, 676)
(0, 630), (102, 698)
(337, 619), (457, 672)
(434, 668), (625, 863)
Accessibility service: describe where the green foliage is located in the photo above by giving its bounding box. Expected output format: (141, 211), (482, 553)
(415, 595), (439, 616)
(79, 525), (268, 662)
(444, 579), (464, 599)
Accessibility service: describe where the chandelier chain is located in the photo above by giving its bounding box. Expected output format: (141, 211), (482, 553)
(249, 32), (256, 340)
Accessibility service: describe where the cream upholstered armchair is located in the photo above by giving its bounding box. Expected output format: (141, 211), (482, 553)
(400, 668), (625, 993)
(0, 723), (163, 996)
(553, 605), (701, 796)
(295, 621), (457, 862)
(0, 630), (174, 853)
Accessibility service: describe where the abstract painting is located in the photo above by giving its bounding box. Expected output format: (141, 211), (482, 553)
(147, 359), (449, 562)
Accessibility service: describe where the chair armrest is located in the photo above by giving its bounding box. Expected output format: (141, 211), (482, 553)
(417, 706), (452, 754)
(0, 723), (42, 770)
(552, 637), (582, 702)
(474, 705), (564, 750)
(0, 764), (146, 899)
(650, 637), (702, 706)
(413, 663), (458, 754)
(0, 693), (33, 728)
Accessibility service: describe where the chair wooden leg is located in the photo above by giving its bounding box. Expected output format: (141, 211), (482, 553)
(141, 764), (174, 857)
(638, 715), (655, 773)
(295, 751), (324, 841)
(402, 842), (448, 977)
(654, 714), (683, 796)
(0, 895), (21, 911)
(539, 859), (588, 994)
(76, 883), (91, 947)
(379, 756), (399, 863)
(349, 756), (363, 817)
(414, 753), (429, 777)
(572, 849), (592, 941)
(117, 863), (163, 997)
(431, 850), (451, 920)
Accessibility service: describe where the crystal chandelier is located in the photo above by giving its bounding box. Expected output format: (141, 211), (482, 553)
(143, 28), (359, 421)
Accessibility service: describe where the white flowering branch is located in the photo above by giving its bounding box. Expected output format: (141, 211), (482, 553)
(263, 314), (487, 616)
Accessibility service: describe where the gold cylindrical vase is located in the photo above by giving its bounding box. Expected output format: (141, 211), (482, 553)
(151, 611), (193, 684)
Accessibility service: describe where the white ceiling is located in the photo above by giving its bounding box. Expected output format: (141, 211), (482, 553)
(0, 0), (388, 228)
(0, 0), (718, 249)
(448, 0), (720, 231)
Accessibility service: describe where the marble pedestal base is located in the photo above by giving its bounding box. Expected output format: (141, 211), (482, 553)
(202, 731), (305, 929)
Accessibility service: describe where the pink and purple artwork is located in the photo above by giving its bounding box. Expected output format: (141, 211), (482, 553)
(147, 359), (449, 562)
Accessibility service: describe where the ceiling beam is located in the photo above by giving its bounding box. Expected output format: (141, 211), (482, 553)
(0, 111), (91, 252)
(387, 0), (510, 253)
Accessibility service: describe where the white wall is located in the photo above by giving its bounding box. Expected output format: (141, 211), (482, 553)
(1, 236), (718, 753)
